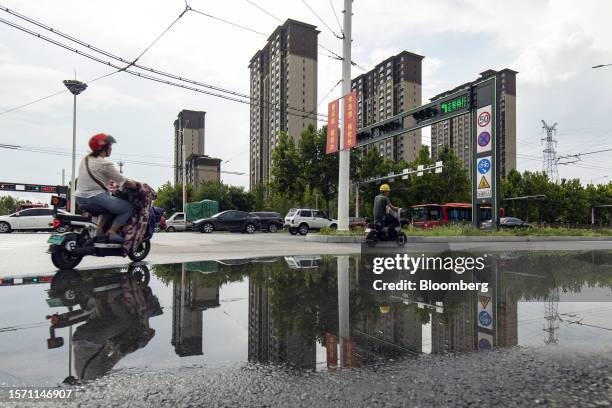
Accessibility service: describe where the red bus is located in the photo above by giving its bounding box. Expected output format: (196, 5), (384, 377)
(411, 203), (504, 229)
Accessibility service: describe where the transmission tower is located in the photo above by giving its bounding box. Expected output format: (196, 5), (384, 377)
(543, 287), (560, 345)
(541, 120), (559, 181)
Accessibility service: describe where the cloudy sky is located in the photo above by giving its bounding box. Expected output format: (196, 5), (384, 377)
(1, 0), (611, 202)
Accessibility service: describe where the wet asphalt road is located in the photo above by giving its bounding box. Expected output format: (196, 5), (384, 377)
(24, 348), (612, 408)
(3, 232), (612, 277)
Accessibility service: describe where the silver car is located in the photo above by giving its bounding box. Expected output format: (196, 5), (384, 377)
(0, 208), (68, 233)
(165, 212), (192, 232)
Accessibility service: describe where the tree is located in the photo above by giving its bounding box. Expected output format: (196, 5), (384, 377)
(193, 181), (255, 212)
(270, 132), (303, 199)
(298, 125), (339, 214)
(153, 182), (192, 215)
(435, 145), (470, 203)
(0, 195), (23, 215)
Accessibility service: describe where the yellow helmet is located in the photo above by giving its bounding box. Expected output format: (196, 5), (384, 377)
(380, 184), (390, 192)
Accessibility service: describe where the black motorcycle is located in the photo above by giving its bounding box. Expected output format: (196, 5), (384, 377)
(47, 195), (153, 270)
(365, 208), (407, 247)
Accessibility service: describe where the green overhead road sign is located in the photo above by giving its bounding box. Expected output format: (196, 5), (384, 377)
(356, 89), (471, 147)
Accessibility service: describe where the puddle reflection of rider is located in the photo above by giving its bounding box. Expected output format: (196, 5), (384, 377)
(373, 184), (400, 230)
(72, 274), (161, 381)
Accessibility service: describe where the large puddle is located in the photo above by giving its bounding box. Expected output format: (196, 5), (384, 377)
(1, 251), (612, 386)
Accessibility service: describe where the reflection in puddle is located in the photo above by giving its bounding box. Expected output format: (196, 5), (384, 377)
(0, 250), (611, 386)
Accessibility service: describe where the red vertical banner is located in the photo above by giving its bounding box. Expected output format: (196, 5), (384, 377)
(343, 90), (357, 150)
(342, 338), (358, 368)
(326, 99), (339, 154)
(325, 332), (338, 370)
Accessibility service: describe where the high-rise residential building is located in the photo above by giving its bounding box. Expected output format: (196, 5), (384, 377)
(430, 68), (517, 177)
(173, 109), (221, 187)
(351, 51), (424, 163)
(249, 19), (319, 189)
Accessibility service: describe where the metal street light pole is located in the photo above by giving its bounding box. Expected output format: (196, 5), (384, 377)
(592, 64), (612, 69)
(63, 80), (87, 214)
(337, 0), (352, 231)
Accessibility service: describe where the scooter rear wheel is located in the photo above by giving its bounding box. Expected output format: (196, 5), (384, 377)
(51, 250), (83, 270)
(128, 239), (151, 262)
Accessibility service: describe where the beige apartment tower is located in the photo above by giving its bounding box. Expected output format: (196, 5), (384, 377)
(174, 109), (221, 187)
(351, 51), (424, 163)
(249, 19), (319, 189)
(430, 69), (517, 177)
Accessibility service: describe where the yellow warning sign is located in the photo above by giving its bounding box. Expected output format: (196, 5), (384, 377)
(479, 296), (490, 309)
(478, 176), (490, 189)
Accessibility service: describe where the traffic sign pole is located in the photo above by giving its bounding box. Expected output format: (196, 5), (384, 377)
(471, 78), (498, 230)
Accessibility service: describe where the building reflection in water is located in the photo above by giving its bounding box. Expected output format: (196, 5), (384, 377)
(248, 272), (317, 369)
(165, 251), (605, 371)
(171, 262), (221, 357)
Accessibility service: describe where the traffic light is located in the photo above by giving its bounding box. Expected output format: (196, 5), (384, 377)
(412, 106), (438, 122)
(469, 86), (477, 109)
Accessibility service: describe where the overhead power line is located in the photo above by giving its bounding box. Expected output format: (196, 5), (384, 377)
(301, 0), (343, 39)
(557, 147), (612, 165)
(188, 6), (268, 36)
(328, 0), (344, 37)
(244, 0), (283, 23)
(0, 143), (246, 175)
(0, 5), (328, 121)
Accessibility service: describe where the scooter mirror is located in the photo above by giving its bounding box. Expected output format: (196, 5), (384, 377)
(47, 337), (64, 349)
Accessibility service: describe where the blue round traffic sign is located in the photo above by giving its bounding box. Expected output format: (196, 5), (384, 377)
(478, 159), (491, 174)
(478, 131), (491, 147)
(479, 310), (492, 326)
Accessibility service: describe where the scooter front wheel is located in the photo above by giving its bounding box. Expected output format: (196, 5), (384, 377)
(51, 250), (83, 270)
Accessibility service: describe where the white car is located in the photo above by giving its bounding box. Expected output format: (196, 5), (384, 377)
(284, 255), (322, 269)
(0, 208), (68, 233)
(284, 208), (337, 235)
(165, 212), (192, 232)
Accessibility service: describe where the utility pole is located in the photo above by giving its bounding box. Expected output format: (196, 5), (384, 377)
(336, 0), (352, 231)
(61, 168), (65, 186)
(541, 120), (558, 181)
(63, 79), (87, 214)
(119, 161), (124, 174)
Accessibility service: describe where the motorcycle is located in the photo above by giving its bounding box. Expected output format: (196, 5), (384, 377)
(47, 194), (153, 270)
(45, 265), (162, 383)
(365, 207), (407, 247)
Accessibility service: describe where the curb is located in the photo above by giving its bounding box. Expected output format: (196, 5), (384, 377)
(306, 235), (365, 243)
(306, 234), (612, 243)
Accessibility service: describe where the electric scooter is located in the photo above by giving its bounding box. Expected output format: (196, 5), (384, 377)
(47, 195), (153, 270)
(365, 207), (407, 247)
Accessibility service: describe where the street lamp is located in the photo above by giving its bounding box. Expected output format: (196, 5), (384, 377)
(63, 79), (87, 214)
(592, 64), (612, 69)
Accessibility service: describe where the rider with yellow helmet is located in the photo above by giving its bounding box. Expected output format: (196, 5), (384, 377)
(373, 183), (400, 230)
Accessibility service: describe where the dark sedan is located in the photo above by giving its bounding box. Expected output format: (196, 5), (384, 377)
(480, 217), (532, 230)
(250, 212), (284, 233)
(194, 210), (261, 234)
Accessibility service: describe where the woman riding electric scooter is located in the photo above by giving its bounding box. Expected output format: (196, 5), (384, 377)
(75, 133), (139, 243)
